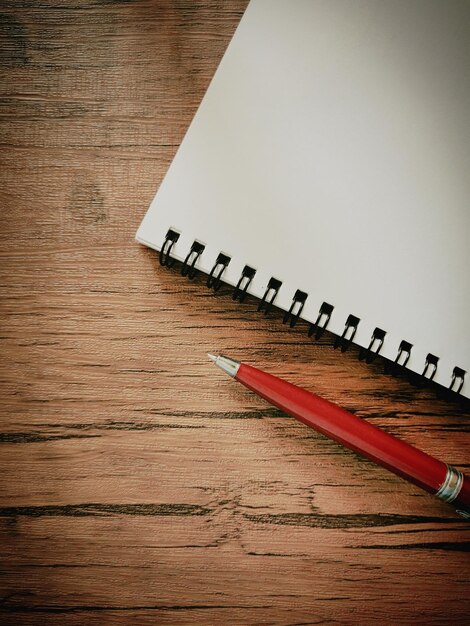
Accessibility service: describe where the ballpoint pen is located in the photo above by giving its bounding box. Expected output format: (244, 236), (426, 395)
(208, 354), (470, 518)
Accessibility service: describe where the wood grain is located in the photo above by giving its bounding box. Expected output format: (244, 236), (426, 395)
(0, 2), (469, 624)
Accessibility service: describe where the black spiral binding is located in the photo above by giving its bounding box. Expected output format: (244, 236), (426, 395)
(258, 278), (282, 315)
(422, 353), (439, 382)
(158, 228), (467, 399)
(159, 229), (180, 267)
(233, 265), (256, 302)
(308, 302), (333, 339)
(395, 340), (412, 368)
(207, 253), (231, 291)
(334, 315), (360, 352)
(283, 290), (308, 328)
(384, 339), (412, 376)
(359, 327), (386, 364)
(450, 367), (466, 394)
(181, 241), (205, 279)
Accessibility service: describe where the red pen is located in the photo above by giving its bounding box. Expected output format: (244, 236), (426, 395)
(208, 354), (470, 518)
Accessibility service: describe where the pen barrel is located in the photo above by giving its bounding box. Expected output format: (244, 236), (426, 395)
(236, 364), (469, 513)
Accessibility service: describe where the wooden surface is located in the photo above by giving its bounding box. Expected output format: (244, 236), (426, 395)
(0, 2), (469, 624)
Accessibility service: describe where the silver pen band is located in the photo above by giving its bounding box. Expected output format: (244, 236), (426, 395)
(435, 465), (464, 503)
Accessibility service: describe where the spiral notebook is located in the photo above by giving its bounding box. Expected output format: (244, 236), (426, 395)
(136, 0), (470, 399)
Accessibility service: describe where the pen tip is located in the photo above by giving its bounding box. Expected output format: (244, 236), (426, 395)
(207, 353), (218, 363)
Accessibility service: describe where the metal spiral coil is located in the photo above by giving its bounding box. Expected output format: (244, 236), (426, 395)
(449, 367), (466, 394)
(159, 229), (180, 267)
(181, 241), (205, 279)
(207, 253), (231, 291)
(359, 327), (386, 364)
(308, 302), (333, 340)
(158, 228), (467, 398)
(384, 339), (412, 377)
(283, 290), (308, 328)
(233, 265), (256, 302)
(334, 314), (360, 352)
(421, 353), (439, 384)
(258, 278), (282, 315)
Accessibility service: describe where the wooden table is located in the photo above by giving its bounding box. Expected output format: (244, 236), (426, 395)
(1, 2), (469, 624)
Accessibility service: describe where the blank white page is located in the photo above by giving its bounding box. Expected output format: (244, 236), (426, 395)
(137, 0), (470, 398)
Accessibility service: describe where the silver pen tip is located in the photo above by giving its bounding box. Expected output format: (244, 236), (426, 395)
(206, 354), (240, 377)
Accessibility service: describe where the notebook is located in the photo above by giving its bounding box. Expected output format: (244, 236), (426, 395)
(136, 0), (470, 399)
